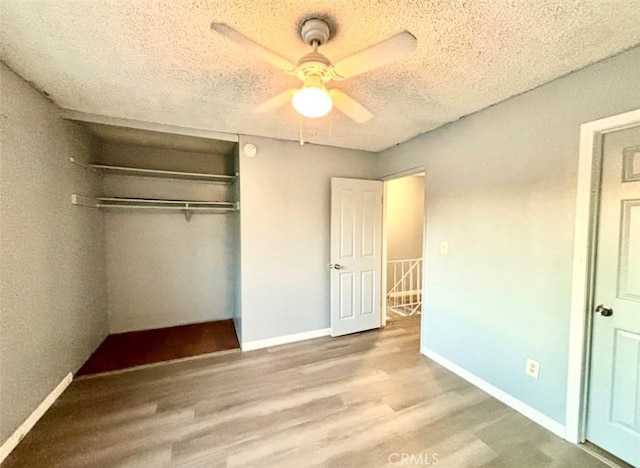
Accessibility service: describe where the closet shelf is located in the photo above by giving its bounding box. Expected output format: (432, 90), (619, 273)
(89, 164), (237, 183)
(97, 197), (237, 212)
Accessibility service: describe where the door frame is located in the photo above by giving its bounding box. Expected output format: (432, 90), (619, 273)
(380, 167), (427, 328)
(565, 108), (640, 443)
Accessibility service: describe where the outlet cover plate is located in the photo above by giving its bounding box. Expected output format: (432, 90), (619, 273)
(526, 358), (540, 379)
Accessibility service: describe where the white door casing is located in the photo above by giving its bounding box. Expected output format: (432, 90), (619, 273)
(585, 126), (640, 466)
(330, 177), (383, 337)
(566, 109), (640, 444)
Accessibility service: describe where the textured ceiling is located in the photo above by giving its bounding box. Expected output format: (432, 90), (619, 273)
(2, 1), (640, 152)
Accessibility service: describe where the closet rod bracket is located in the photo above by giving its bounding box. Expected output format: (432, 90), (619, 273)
(183, 203), (193, 222)
(71, 193), (98, 208)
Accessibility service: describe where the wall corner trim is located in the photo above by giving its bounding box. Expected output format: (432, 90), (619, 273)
(242, 328), (331, 351)
(421, 346), (566, 440)
(232, 317), (242, 346)
(0, 372), (73, 463)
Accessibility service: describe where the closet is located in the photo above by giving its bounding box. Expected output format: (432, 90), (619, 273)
(71, 122), (240, 372)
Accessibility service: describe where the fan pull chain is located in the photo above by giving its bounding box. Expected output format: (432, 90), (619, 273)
(299, 116), (305, 146)
(329, 108), (333, 137)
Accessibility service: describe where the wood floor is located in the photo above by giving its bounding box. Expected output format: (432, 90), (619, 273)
(5, 317), (604, 467)
(77, 320), (240, 376)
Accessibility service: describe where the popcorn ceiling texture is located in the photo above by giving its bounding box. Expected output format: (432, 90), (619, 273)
(2, 0), (639, 152)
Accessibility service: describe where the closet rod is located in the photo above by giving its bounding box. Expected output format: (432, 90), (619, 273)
(96, 202), (238, 221)
(97, 197), (235, 207)
(97, 204), (237, 212)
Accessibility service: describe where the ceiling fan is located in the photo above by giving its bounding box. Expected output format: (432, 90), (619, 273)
(211, 18), (417, 123)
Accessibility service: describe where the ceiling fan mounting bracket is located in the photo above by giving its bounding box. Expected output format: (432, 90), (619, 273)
(300, 18), (331, 47)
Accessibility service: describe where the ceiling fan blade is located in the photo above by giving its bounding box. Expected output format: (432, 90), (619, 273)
(330, 90), (374, 123)
(255, 89), (297, 114)
(330, 31), (417, 80)
(211, 23), (296, 72)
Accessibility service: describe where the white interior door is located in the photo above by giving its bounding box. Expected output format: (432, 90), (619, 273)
(330, 177), (383, 337)
(586, 126), (640, 466)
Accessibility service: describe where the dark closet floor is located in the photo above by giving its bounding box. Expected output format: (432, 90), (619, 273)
(77, 319), (240, 376)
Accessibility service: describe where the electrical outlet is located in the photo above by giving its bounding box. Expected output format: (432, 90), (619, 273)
(440, 241), (449, 254)
(525, 358), (540, 379)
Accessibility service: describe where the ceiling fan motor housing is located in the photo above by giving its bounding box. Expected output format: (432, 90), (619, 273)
(296, 50), (332, 83)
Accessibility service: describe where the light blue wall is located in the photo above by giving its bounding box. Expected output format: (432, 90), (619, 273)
(378, 46), (640, 424)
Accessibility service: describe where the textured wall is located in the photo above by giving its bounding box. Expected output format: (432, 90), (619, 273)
(377, 46), (640, 424)
(98, 143), (238, 333)
(0, 64), (108, 444)
(238, 136), (376, 343)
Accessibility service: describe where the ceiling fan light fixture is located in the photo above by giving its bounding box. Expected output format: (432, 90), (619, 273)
(292, 85), (333, 119)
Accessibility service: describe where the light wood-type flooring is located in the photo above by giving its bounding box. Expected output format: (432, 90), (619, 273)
(5, 317), (604, 467)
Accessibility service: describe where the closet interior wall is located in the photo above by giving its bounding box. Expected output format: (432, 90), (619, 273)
(231, 143), (242, 344)
(91, 131), (239, 333)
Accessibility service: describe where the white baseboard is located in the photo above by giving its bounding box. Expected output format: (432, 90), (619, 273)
(242, 328), (331, 351)
(421, 346), (566, 439)
(0, 372), (72, 463)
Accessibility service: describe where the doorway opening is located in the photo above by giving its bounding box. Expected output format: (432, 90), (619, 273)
(383, 172), (425, 326)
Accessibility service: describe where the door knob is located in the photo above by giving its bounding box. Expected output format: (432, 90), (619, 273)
(594, 304), (613, 317)
(328, 264), (344, 270)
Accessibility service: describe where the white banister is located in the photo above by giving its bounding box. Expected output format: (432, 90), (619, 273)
(386, 258), (422, 318)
